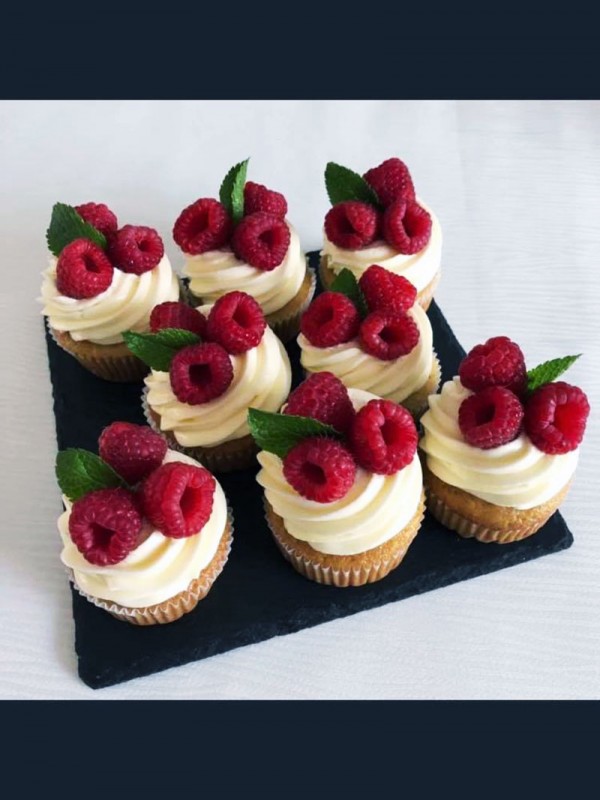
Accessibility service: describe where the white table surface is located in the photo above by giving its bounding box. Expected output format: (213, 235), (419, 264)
(1, 100), (599, 699)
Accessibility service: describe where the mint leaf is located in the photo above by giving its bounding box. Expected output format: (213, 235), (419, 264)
(325, 162), (381, 207)
(248, 408), (340, 458)
(56, 449), (126, 501)
(123, 328), (201, 372)
(331, 268), (369, 318)
(219, 158), (249, 223)
(526, 354), (582, 394)
(46, 202), (107, 256)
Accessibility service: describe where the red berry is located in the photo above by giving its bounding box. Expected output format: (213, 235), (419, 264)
(231, 211), (290, 270)
(383, 200), (432, 255)
(524, 381), (589, 455)
(173, 198), (232, 254)
(284, 372), (355, 434)
(359, 311), (419, 360)
(206, 291), (266, 354)
(349, 399), (417, 474)
(108, 225), (164, 275)
(56, 238), (114, 299)
(283, 437), (356, 503)
(300, 292), (361, 347)
(150, 301), (207, 338)
(244, 181), (288, 218)
(324, 201), (379, 250)
(359, 265), (417, 313)
(459, 386), (524, 450)
(69, 487), (142, 566)
(75, 202), (118, 238)
(169, 342), (233, 405)
(459, 336), (527, 395)
(140, 462), (215, 538)
(98, 421), (167, 484)
(363, 158), (416, 207)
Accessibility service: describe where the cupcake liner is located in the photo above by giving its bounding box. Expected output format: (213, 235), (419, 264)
(400, 350), (442, 419)
(267, 265), (316, 343)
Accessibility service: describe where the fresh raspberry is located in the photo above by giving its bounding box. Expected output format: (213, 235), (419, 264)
(524, 382), (590, 455)
(324, 201), (379, 250)
(359, 265), (417, 313)
(244, 181), (288, 218)
(459, 336), (527, 396)
(56, 238), (114, 299)
(231, 212), (290, 270)
(69, 487), (142, 566)
(169, 342), (233, 405)
(359, 311), (419, 360)
(173, 198), (232, 255)
(206, 291), (266, 354)
(300, 292), (361, 347)
(459, 386), (524, 450)
(75, 202), (118, 238)
(283, 437), (356, 503)
(349, 399), (417, 474)
(150, 301), (207, 338)
(284, 372), (355, 433)
(98, 421), (167, 484)
(108, 225), (164, 274)
(382, 200), (432, 254)
(363, 157), (416, 207)
(140, 462), (215, 538)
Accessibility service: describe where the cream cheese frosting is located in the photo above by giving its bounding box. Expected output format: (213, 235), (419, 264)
(59, 450), (228, 608)
(420, 377), (579, 510)
(256, 388), (423, 556)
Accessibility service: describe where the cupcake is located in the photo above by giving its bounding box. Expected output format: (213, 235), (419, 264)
(420, 337), (590, 543)
(40, 202), (180, 381)
(125, 291), (292, 472)
(320, 158), (442, 310)
(174, 158), (315, 341)
(298, 265), (440, 417)
(250, 373), (425, 586)
(56, 422), (232, 625)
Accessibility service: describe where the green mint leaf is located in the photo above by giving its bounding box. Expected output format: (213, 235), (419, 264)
(56, 449), (126, 501)
(526, 354), (582, 394)
(247, 408), (341, 458)
(46, 202), (107, 256)
(122, 328), (201, 372)
(330, 268), (370, 318)
(219, 158), (249, 223)
(325, 162), (381, 207)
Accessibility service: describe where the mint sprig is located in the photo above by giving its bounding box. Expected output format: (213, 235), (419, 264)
(219, 158), (249, 223)
(123, 328), (201, 372)
(56, 449), (127, 502)
(325, 162), (381, 207)
(331, 268), (369, 318)
(46, 202), (107, 256)
(526, 354), (582, 394)
(248, 408), (341, 458)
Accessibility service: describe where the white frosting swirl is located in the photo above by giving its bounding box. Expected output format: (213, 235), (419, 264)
(420, 377), (579, 510)
(59, 451), (228, 608)
(256, 388), (423, 556)
(40, 255), (180, 345)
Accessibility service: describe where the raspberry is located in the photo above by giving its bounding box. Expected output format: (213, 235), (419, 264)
(56, 238), (114, 299)
(284, 372), (355, 433)
(150, 301), (207, 338)
(359, 311), (419, 360)
(300, 292), (361, 347)
(524, 382), (590, 455)
(359, 265), (417, 313)
(383, 200), (432, 255)
(349, 399), (417, 474)
(75, 202), (118, 238)
(140, 462), (215, 538)
(244, 181), (288, 218)
(169, 342), (233, 405)
(459, 386), (524, 450)
(99, 421), (167, 484)
(231, 212), (290, 270)
(69, 487), (142, 566)
(283, 437), (356, 503)
(363, 158), (416, 207)
(108, 225), (164, 275)
(173, 198), (232, 255)
(324, 201), (379, 250)
(206, 291), (266, 354)
(459, 336), (527, 395)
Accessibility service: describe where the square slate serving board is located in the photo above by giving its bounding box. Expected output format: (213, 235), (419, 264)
(45, 253), (573, 689)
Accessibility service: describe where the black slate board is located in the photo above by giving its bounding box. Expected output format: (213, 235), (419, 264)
(45, 253), (573, 688)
